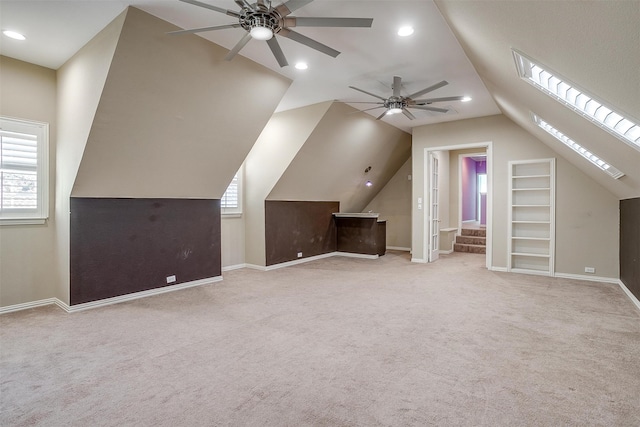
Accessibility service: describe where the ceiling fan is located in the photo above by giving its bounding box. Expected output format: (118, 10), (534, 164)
(169, 0), (373, 67)
(348, 76), (471, 120)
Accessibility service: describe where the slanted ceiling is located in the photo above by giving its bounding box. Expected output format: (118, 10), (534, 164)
(268, 101), (412, 212)
(71, 7), (291, 199)
(436, 0), (640, 199)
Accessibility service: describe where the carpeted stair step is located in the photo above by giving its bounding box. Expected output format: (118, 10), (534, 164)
(456, 235), (486, 245)
(454, 243), (486, 254)
(461, 228), (486, 237)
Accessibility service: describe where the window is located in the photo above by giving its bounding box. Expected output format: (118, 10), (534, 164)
(513, 49), (640, 152)
(221, 166), (242, 215)
(1, 117), (49, 224)
(532, 113), (624, 179)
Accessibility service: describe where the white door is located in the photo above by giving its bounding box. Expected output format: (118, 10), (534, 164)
(429, 153), (440, 262)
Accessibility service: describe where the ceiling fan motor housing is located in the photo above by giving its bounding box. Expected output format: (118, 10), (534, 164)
(240, 6), (282, 35)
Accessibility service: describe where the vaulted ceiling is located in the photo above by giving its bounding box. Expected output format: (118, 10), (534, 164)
(1, 0), (638, 199)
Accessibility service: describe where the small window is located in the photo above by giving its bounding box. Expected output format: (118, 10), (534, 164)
(221, 166), (242, 215)
(1, 117), (49, 225)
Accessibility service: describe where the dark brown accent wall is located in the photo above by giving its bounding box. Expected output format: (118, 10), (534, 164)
(265, 200), (339, 266)
(335, 217), (386, 256)
(70, 198), (221, 305)
(620, 197), (640, 300)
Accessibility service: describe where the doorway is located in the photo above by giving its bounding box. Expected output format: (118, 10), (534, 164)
(459, 153), (487, 230)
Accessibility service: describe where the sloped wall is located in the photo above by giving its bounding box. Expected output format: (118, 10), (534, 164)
(71, 7), (291, 198)
(363, 158), (412, 249)
(268, 102), (411, 212)
(0, 57), (57, 307)
(412, 114), (619, 279)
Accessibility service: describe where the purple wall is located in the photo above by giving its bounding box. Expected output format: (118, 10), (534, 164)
(461, 157), (477, 221)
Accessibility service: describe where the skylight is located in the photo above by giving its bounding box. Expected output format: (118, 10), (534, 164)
(513, 49), (640, 152)
(532, 113), (624, 179)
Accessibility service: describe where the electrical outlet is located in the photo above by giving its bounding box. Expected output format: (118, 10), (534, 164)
(166, 275), (176, 283)
(297, 252), (303, 258)
(584, 267), (595, 274)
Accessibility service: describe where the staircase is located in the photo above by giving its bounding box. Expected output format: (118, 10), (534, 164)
(454, 228), (486, 254)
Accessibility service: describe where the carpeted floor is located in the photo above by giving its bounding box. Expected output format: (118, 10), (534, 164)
(1, 251), (639, 426)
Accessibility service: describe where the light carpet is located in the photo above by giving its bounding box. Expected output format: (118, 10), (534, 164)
(1, 251), (639, 426)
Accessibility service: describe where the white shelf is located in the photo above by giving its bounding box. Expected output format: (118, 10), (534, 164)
(508, 159), (555, 276)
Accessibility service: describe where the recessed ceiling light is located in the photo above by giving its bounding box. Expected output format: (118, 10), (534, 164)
(295, 62), (308, 70)
(3, 30), (26, 41)
(397, 26), (414, 37)
(365, 180), (373, 187)
(461, 96), (472, 102)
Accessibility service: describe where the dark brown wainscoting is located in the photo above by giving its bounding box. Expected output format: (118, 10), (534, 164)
(265, 200), (339, 266)
(70, 198), (221, 305)
(620, 197), (640, 300)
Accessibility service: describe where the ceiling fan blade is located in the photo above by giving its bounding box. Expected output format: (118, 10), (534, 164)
(376, 111), (388, 120)
(393, 76), (402, 97)
(266, 37), (288, 67)
(167, 24), (241, 35)
(278, 29), (340, 57)
(276, 0), (313, 16)
(407, 80), (448, 100)
(411, 105), (449, 113)
(286, 17), (373, 27)
(413, 96), (466, 104)
(348, 86), (387, 101)
(179, 0), (240, 17)
(344, 101), (385, 104)
(402, 109), (416, 120)
(225, 33), (252, 61)
(235, 0), (254, 10)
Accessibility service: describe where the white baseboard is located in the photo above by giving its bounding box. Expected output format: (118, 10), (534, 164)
(1, 276), (223, 315)
(387, 246), (411, 252)
(336, 252), (378, 260)
(489, 266), (508, 272)
(247, 252), (339, 272)
(222, 263), (246, 272)
(439, 249), (454, 255)
(0, 298), (61, 314)
(617, 280), (640, 312)
(554, 272), (619, 284)
(411, 258), (427, 263)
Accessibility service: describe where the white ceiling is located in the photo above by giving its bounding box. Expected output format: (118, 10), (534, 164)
(0, 0), (500, 133)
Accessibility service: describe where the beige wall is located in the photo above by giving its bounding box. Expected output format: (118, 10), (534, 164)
(412, 114), (619, 279)
(54, 11), (126, 305)
(0, 57), (58, 307)
(363, 158), (412, 249)
(269, 102), (412, 213)
(244, 102), (332, 266)
(72, 7), (291, 199)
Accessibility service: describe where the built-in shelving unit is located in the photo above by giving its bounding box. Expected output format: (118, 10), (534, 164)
(508, 159), (555, 275)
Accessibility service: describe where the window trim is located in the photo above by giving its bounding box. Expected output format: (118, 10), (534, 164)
(0, 116), (49, 225)
(532, 113), (624, 179)
(513, 49), (640, 152)
(221, 165), (243, 216)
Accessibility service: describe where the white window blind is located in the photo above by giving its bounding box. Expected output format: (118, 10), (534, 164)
(221, 166), (242, 215)
(1, 117), (49, 224)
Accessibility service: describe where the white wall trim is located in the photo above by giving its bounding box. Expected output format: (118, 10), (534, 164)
(554, 272), (619, 284)
(336, 252), (379, 260)
(617, 280), (640, 312)
(0, 298), (61, 314)
(222, 263), (247, 272)
(261, 252), (338, 271)
(439, 249), (454, 255)
(489, 266), (508, 272)
(1, 276), (223, 315)
(387, 246), (411, 251)
(245, 263), (268, 271)
(411, 257), (427, 263)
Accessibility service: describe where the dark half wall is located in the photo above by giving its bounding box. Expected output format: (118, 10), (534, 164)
(265, 201), (339, 266)
(620, 197), (640, 301)
(70, 198), (221, 305)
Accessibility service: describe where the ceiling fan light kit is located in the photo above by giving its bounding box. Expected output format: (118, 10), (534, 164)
(172, 0), (373, 67)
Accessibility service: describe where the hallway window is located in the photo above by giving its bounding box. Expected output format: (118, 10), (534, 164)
(0, 117), (49, 225)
